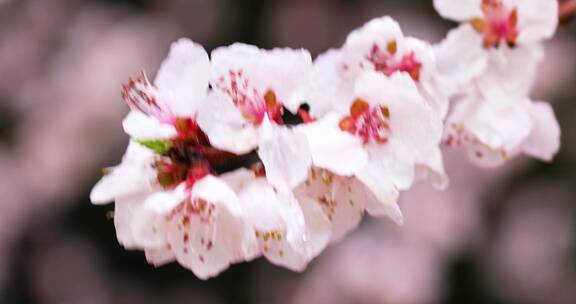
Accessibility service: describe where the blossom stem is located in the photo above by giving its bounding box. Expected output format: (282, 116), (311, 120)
(559, 0), (576, 23)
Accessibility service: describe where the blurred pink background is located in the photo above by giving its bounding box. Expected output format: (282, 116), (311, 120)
(1, 0), (575, 303)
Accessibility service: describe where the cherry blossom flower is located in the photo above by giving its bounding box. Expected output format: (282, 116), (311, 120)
(224, 169), (331, 271)
(197, 43), (313, 190)
(303, 16), (448, 119)
(433, 0), (558, 96)
(443, 89), (560, 167)
(121, 38), (210, 140)
(300, 72), (444, 223)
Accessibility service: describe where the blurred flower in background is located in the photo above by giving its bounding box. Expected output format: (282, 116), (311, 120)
(0, 0), (575, 303)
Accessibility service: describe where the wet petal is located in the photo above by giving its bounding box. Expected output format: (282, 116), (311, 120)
(239, 179), (327, 271)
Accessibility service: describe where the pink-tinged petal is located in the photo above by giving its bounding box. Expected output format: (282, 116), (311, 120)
(144, 184), (187, 214)
(145, 246), (175, 267)
(154, 38), (210, 117)
(297, 113), (368, 176)
(522, 101), (560, 161)
(90, 141), (158, 204)
(434, 24), (488, 97)
(114, 194), (166, 250)
(122, 110), (177, 139)
(239, 179), (322, 271)
(433, 0), (483, 21)
(258, 125), (312, 190)
(303, 49), (355, 117)
(296, 168), (366, 243)
(511, 0), (558, 44)
(197, 91), (261, 154)
(165, 176), (258, 280)
(477, 44), (544, 101)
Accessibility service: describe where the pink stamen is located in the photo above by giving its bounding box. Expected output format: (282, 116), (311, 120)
(121, 71), (173, 122)
(367, 42), (422, 81)
(217, 70), (283, 125)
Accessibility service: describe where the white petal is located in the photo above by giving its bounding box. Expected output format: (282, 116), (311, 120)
(355, 72), (443, 161)
(512, 0), (558, 44)
(446, 91), (535, 167)
(197, 91), (260, 154)
(303, 49), (355, 117)
(114, 194), (166, 249)
(342, 16), (404, 79)
(210, 43), (312, 113)
(256, 47), (313, 113)
(296, 168), (366, 242)
(466, 98), (533, 154)
(355, 165), (403, 224)
(144, 184), (187, 214)
(165, 176), (258, 280)
(154, 38), (210, 117)
(434, 24), (488, 97)
(239, 179), (314, 271)
(296, 113), (368, 176)
(521, 101), (560, 161)
(415, 147), (449, 190)
(402, 37), (450, 118)
(477, 44), (544, 101)
(90, 141), (158, 204)
(219, 168), (257, 193)
(122, 111), (177, 139)
(258, 125), (312, 190)
(433, 0), (483, 21)
(145, 246), (175, 266)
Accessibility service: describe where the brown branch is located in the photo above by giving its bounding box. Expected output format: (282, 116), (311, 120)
(559, 0), (576, 24)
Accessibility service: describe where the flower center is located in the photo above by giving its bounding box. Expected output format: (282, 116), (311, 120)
(339, 99), (391, 144)
(218, 70), (284, 125)
(366, 41), (422, 81)
(471, 0), (518, 48)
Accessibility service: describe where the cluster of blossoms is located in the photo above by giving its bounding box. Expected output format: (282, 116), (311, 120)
(91, 0), (561, 279)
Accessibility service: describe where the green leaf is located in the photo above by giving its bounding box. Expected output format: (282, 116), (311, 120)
(136, 139), (171, 155)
